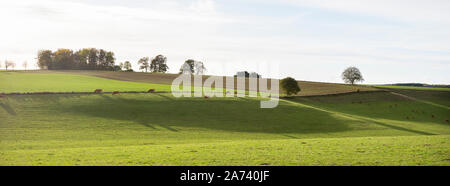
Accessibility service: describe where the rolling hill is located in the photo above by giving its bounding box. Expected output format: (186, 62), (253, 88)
(0, 70), (449, 165)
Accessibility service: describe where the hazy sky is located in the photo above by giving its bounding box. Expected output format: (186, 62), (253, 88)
(1, 0), (449, 84)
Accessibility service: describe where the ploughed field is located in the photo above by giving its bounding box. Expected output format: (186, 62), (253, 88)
(0, 71), (449, 165)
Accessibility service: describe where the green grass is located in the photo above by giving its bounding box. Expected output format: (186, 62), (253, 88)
(1, 70), (448, 165)
(26, 70), (379, 96)
(1, 92), (449, 165)
(0, 71), (171, 93)
(373, 85), (450, 91)
(1, 136), (448, 166)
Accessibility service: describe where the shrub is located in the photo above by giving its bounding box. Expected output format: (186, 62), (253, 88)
(280, 77), (301, 96)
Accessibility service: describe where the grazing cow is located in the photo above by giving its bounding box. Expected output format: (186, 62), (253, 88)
(94, 89), (103, 93)
(148, 89), (155, 93)
(204, 96), (209, 99)
(112, 91), (120, 95)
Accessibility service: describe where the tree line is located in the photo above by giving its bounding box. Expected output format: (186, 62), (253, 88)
(37, 48), (116, 70)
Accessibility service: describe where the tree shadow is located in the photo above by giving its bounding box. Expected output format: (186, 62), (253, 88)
(0, 101), (16, 116)
(286, 97), (439, 136)
(48, 94), (354, 134)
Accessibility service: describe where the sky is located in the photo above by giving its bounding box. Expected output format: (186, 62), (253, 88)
(0, 0), (449, 84)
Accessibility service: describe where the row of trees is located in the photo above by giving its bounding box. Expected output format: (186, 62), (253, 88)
(137, 55), (169, 73)
(0, 60), (31, 70)
(35, 49), (207, 74)
(37, 48), (116, 70)
(136, 57), (207, 74)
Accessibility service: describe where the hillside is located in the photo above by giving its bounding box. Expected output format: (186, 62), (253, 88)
(0, 70), (378, 96)
(1, 70), (449, 165)
(1, 91), (449, 165)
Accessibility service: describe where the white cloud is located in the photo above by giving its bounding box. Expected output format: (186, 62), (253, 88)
(0, 0), (449, 84)
(280, 0), (450, 24)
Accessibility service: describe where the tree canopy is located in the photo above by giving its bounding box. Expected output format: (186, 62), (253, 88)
(280, 77), (301, 96)
(179, 59), (206, 75)
(342, 67), (364, 85)
(37, 48), (116, 70)
(150, 55), (169, 73)
(138, 57), (150, 72)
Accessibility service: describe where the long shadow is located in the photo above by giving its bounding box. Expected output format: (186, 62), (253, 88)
(283, 99), (437, 136)
(47, 94), (354, 134)
(155, 93), (174, 101)
(0, 101), (16, 116)
(368, 119), (434, 135)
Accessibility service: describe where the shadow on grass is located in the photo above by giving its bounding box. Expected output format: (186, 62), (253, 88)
(41, 94), (355, 134)
(286, 97), (439, 136)
(0, 101), (16, 116)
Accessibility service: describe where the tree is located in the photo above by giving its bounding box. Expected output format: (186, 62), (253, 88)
(22, 61), (28, 70)
(4, 60), (15, 70)
(10, 61), (16, 70)
(37, 50), (53, 69)
(280, 77), (301, 96)
(179, 59), (195, 74)
(98, 49), (106, 69)
(179, 59), (206, 75)
(123, 61), (132, 71)
(53, 49), (74, 69)
(74, 49), (89, 69)
(105, 51), (115, 70)
(236, 71), (249, 77)
(150, 55), (168, 73)
(36, 48), (116, 70)
(342, 67), (364, 85)
(113, 65), (121, 71)
(138, 57), (150, 72)
(88, 48), (99, 69)
(193, 61), (206, 75)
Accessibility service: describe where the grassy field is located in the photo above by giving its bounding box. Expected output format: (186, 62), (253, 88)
(0, 71), (171, 93)
(4, 70), (378, 96)
(0, 70), (449, 165)
(374, 85), (450, 91)
(1, 92), (449, 165)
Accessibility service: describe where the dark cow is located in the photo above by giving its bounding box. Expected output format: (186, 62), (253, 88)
(94, 89), (103, 93)
(148, 89), (155, 93)
(112, 91), (120, 95)
(204, 96), (209, 99)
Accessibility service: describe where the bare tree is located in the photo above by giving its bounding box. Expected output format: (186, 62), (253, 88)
(4, 60), (15, 71)
(10, 61), (16, 70)
(342, 67), (364, 85)
(22, 61), (28, 70)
